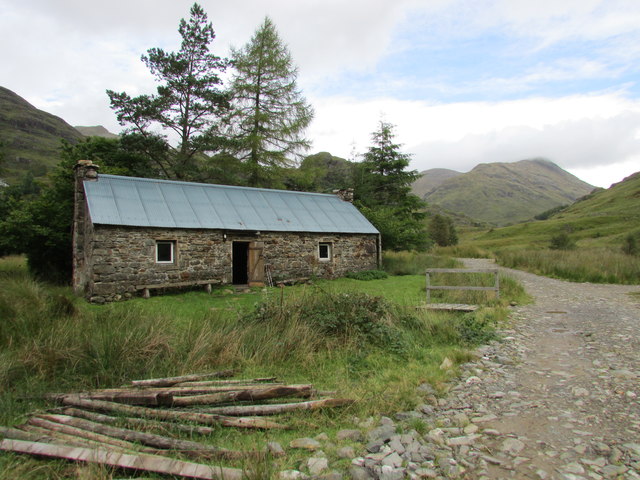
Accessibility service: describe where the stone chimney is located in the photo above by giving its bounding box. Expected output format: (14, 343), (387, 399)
(333, 188), (354, 203)
(72, 160), (99, 296)
(74, 159), (99, 181)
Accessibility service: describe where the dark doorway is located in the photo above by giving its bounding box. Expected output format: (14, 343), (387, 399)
(232, 242), (249, 284)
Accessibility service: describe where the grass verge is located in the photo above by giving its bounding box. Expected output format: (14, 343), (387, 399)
(495, 247), (640, 284)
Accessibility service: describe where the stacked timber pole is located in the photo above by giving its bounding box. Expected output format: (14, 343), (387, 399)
(0, 370), (354, 479)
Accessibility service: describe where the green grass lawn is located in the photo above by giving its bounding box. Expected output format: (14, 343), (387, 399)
(0, 255), (526, 479)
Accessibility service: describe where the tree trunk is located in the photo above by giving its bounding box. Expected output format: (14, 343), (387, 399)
(28, 416), (153, 452)
(48, 383), (284, 405)
(20, 425), (134, 451)
(202, 398), (354, 416)
(59, 396), (287, 430)
(130, 369), (238, 388)
(49, 390), (172, 406)
(173, 377), (277, 387)
(0, 426), (59, 444)
(35, 414), (242, 460)
(0, 439), (244, 480)
(169, 384), (313, 407)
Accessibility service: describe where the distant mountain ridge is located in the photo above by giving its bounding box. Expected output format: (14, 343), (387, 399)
(74, 125), (118, 138)
(0, 86), (124, 185)
(414, 158), (594, 226)
(411, 168), (461, 198)
(0, 86), (84, 183)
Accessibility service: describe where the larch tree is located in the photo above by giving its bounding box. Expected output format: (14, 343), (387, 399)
(226, 17), (314, 187)
(107, 3), (228, 180)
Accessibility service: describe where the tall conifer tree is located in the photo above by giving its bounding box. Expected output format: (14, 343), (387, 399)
(226, 17), (314, 187)
(107, 3), (228, 179)
(355, 121), (428, 251)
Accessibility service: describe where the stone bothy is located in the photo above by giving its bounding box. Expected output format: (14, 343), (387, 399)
(72, 161), (381, 303)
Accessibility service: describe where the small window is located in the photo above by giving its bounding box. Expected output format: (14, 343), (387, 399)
(318, 242), (332, 261)
(156, 240), (175, 263)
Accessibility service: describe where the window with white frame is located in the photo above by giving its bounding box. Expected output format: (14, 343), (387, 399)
(318, 242), (332, 261)
(156, 240), (176, 264)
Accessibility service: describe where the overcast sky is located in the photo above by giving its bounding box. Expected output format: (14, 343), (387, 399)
(3, 0), (640, 188)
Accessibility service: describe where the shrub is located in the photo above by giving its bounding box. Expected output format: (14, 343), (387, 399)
(245, 287), (410, 354)
(549, 232), (575, 250)
(456, 311), (499, 345)
(622, 234), (639, 256)
(345, 270), (388, 281)
(534, 204), (568, 220)
(428, 214), (458, 247)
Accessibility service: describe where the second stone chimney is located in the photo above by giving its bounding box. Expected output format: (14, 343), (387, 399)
(333, 188), (354, 203)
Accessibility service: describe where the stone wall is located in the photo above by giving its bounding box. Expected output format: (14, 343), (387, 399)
(262, 231), (378, 282)
(82, 225), (379, 303)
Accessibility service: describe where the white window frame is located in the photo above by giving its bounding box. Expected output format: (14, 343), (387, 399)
(156, 240), (176, 264)
(318, 242), (332, 262)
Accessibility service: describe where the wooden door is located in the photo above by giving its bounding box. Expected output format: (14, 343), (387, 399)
(248, 241), (265, 286)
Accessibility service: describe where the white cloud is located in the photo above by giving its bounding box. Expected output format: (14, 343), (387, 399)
(484, 0), (640, 47)
(308, 93), (640, 188)
(2, 0), (640, 190)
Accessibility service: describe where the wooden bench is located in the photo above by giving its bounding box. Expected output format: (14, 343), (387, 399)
(424, 268), (499, 311)
(136, 279), (222, 298)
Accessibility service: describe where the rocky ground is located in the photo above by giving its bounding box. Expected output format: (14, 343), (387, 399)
(286, 259), (640, 480)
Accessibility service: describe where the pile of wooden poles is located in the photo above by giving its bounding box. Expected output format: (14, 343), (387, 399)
(0, 370), (354, 479)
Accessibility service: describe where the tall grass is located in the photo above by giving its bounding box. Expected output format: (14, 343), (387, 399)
(496, 247), (640, 284)
(0, 254), (523, 478)
(0, 274), (243, 400)
(0, 270), (503, 417)
(432, 244), (495, 259)
(425, 271), (529, 306)
(382, 251), (460, 275)
(0, 255), (28, 278)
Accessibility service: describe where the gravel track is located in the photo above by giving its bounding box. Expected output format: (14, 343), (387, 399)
(449, 258), (640, 479)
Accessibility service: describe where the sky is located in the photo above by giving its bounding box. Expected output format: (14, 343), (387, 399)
(2, 0), (640, 188)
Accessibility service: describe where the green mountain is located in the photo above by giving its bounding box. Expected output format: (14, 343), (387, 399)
(411, 168), (462, 199)
(418, 158), (594, 226)
(471, 171), (640, 250)
(0, 86), (84, 185)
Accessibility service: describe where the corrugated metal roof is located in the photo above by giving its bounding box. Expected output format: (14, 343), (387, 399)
(84, 174), (379, 234)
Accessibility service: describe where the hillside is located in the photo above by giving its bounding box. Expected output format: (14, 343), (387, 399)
(411, 168), (461, 199)
(470, 171), (640, 250)
(420, 158), (594, 226)
(0, 86), (83, 184)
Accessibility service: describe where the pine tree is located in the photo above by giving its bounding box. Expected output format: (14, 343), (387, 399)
(226, 17), (314, 187)
(107, 3), (228, 179)
(355, 121), (428, 251)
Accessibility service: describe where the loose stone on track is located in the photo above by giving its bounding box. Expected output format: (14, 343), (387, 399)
(341, 259), (640, 480)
